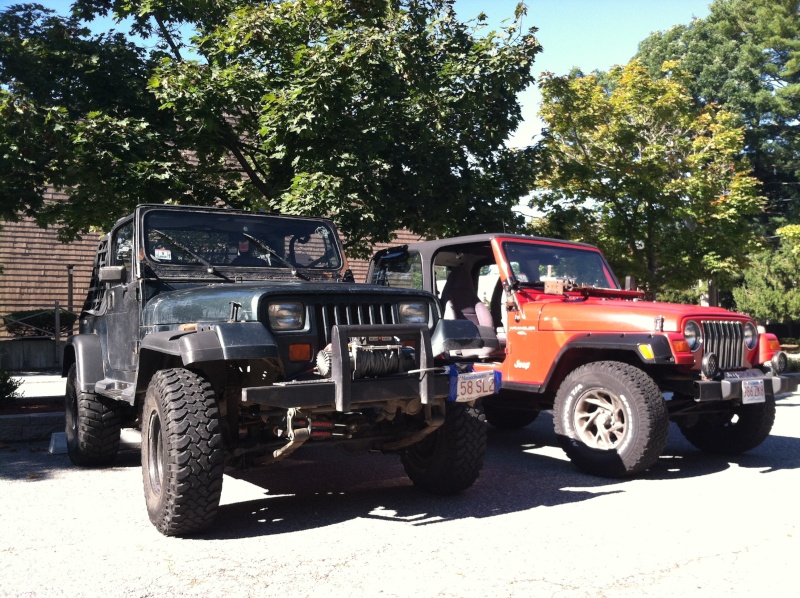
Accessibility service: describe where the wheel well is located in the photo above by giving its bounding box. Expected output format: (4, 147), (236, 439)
(545, 348), (643, 394)
(135, 349), (183, 397)
(62, 345), (76, 377)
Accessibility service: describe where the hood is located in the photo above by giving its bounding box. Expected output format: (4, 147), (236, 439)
(536, 296), (749, 333)
(142, 281), (433, 327)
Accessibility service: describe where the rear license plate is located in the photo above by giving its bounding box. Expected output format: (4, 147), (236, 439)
(742, 379), (765, 404)
(454, 371), (497, 402)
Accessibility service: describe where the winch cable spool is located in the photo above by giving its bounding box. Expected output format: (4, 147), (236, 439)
(351, 344), (402, 378)
(316, 341), (411, 379)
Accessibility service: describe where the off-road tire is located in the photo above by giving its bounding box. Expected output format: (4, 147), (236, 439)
(401, 402), (486, 495)
(676, 397), (776, 454)
(64, 364), (122, 467)
(483, 402), (539, 430)
(141, 368), (224, 537)
(554, 361), (669, 478)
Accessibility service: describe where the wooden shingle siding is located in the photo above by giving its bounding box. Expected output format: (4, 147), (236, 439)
(0, 214), (100, 338)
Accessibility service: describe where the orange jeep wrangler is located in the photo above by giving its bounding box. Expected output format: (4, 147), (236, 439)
(367, 233), (799, 477)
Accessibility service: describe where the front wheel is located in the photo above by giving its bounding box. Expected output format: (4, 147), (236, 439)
(141, 368), (224, 537)
(401, 402), (486, 495)
(554, 361), (669, 478)
(676, 397), (775, 454)
(64, 364), (121, 467)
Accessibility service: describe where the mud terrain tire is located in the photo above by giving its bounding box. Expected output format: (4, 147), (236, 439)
(677, 396), (775, 454)
(141, 368), (224, 536)
(64, 364), (122, 467)
(401, 402), (486, 495)
(554, 361), (668, 478)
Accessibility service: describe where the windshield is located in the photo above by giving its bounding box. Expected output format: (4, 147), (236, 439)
(143, 210), (342, 270)
(501, 241), (619, 289)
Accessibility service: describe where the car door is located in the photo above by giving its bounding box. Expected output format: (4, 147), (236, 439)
(103, 219), (139, 380)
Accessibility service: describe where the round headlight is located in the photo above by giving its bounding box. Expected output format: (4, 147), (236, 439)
(744, 322), (758, 350)
(268, 302), (305, 330)
(398, 302), (428, 324)
(683, 320), (702, 352)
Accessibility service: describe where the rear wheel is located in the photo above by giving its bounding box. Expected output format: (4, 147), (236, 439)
(64, 364), (121, 467)
(483, 402), (538, 430)
(677, 397), (775, 454)
(141, 368), (224, 537)
(554, 361), (669, 477)
(401, 402), (486, 495)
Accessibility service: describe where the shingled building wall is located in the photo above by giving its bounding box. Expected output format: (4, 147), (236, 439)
(0, 195), (101, 339)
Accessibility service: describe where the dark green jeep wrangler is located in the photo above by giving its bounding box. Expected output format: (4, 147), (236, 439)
(63, 205), (487, 536)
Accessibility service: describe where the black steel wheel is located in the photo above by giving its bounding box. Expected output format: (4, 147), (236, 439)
(64, 364), (121, 467)
(141, 368), (224, 537)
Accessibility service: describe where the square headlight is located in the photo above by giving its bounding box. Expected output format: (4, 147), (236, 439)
(268, 302), (305, 331)
(399, 302), (429, 324)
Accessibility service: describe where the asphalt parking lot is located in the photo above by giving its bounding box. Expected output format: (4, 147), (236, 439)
(1, 391), (799, 598)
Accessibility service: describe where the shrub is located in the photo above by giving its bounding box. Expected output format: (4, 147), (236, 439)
(0, 369), (23, 405)
(2, 309), (78, 338)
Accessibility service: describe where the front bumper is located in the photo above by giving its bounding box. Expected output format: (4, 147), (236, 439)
(243, 373), (452, 410)
(243, 323), (445, 412)
(694, 371), (800, 402)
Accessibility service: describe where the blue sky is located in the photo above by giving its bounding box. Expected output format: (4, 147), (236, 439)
(9, 0), (712, 145)
(452, 0), (712, 145)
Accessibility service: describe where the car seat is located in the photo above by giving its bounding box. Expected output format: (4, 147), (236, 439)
(440, 266), (500, 358)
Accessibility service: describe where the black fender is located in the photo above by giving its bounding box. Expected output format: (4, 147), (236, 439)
(140, 322), (280, 365)
(509, 333), (674, 395)
(63, 334), (104, 393)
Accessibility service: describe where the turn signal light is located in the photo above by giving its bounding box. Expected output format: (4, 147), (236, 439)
(671, 339), (690, 353)
(289, 344), (312, 362)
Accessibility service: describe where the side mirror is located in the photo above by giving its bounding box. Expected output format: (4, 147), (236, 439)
(99, 265), (126, 284)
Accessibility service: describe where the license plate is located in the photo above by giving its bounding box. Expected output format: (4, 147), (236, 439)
(742, 379), (765, 404)
(454, 371), (497, 402)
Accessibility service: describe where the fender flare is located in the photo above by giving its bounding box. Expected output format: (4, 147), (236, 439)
(139, 322), (280, 365)
(63, 334), (104, 393)
(537, 333), (673, 394)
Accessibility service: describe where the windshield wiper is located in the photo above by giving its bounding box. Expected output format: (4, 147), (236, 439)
(241, 232), (309, 281)
(150, 229), (230, 280)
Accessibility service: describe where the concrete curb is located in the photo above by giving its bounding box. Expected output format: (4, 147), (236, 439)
(0, 411), (65, 443)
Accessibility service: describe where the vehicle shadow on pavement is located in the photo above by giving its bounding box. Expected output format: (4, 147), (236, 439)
(649, 428), (800, 479)
(211, 415), (627, 540)
(497, 412), (800, 481)
(213, 450), (624, 541)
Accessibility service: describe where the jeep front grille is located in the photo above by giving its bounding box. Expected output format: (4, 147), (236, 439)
(702, 320), (745, 370)
(315, 300), (400, 345)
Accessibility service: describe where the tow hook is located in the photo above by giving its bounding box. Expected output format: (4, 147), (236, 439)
(271, 408), (311, 461)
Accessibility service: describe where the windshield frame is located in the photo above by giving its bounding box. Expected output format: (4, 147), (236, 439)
(139, 207), (345, 279)
(499, 240), (621, 291)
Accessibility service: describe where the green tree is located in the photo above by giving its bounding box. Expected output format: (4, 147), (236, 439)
(732, 241), (800, 325)
(636, 0), (800, 232)
(531, 60), (764, 294)
(0, 1), (540, 255)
